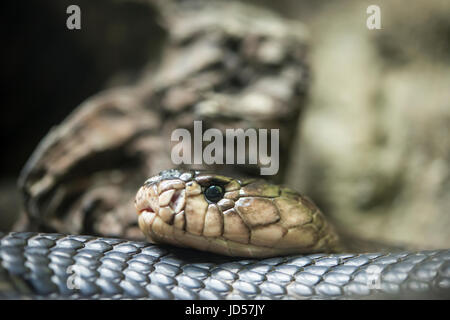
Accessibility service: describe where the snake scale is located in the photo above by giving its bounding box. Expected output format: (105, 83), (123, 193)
(2, 1), (449, 299)
(0, 231), (449, 299)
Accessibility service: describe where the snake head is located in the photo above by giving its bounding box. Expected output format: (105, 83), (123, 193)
(135, 169), (341, 257)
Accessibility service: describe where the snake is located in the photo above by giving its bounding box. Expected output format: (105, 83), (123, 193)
(1, 169), (449, 299)
(2, 1), (449, 300)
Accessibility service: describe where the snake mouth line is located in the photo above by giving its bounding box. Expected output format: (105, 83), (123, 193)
(138, 207), (154, 215)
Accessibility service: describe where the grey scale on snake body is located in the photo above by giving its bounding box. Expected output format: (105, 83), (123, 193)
(0, 232), (449, 299)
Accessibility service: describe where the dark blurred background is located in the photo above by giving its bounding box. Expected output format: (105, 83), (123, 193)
(1, 0), (164, 176)
(1, 0), (449, 248)
(1, 0), (166, 228)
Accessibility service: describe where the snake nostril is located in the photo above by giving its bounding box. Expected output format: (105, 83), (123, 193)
(169, 190), (184, 212)
(172, 192), (180, 204)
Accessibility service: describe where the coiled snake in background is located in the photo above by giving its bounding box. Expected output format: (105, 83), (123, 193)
(1, 1), (449, 299)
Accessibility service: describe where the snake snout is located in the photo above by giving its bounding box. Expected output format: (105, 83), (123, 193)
(135, 180), (187, 222)
(135, 185), (153, 214)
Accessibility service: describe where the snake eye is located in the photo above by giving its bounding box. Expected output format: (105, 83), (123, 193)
(204, 185), (224, 203)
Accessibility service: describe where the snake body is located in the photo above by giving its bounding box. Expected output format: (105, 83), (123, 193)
(1, 232), (449, 299)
